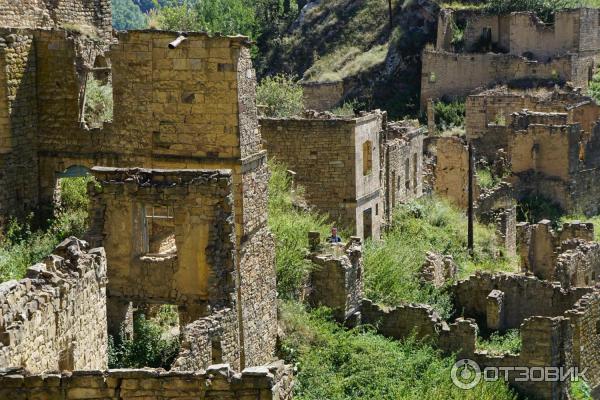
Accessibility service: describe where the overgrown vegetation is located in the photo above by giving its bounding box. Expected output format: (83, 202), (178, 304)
(589, 69), (600, 103)
(517, 193), (564, 226)
(268, 161), (329, 299)
(257, 75), (304, 117)
(433, 100), (466, 132)
(279, 301), (518, 400)
(108, 307), (180, 369)
(112, 0), (148, 30)
(0, 176), (93, 282)
(331, 99), (362, 117)
(571, 379), (593, 400)
(486, 0), (600, 23)
(363, 197), (516, 318)
(476, 329), (522, 355)
(84, 78), (113, 127)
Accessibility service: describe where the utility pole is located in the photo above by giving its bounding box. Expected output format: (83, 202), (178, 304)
(467, 142), (474, 257)
(388, 0), (393, 33)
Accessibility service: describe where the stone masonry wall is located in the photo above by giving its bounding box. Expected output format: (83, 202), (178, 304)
(261, 112), (385, 238)
(87, 167), (237, 311)
(301, 81), (345, 112)
(555, 241), (600, 288)
(0, 237), (107, 373)
(308, 240), (363, 322)
(0, 0), (112, 40)
(451, 272), (592, 330)
(420, 49), (590, 107)
(382, 124), (424, 224)
(0, 362), (294, 400)
(173, 307), (240, 371)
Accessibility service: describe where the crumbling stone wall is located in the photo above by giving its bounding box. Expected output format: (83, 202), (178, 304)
(555, 241), (600, 288)
(261, 111), (385, 239)
(173, 307), (240, 371)
(0, 238), (107, 373)
(87, 168), (237, 332)
(381, 122), (425, 223)
(451, 272), (592, 330)
(420, 49), (585, 107)
(301, 81), (345, 111)
(517, 220), (595, 283)
(308, 238), (363, 322)
(438, 8), (600, 59)
(0, 362), (294, 400)
(0, 0), (112, 40)
(465, 87), (600, 161)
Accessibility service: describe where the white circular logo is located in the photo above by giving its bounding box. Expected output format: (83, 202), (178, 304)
(451, 359), (481, 390)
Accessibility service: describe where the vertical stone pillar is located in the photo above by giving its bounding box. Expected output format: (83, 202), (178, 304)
(106, 297), (133, 339)
(308, 231), (321, 252)
(486, 290), (505, 331)
(427, 99), (436, 135)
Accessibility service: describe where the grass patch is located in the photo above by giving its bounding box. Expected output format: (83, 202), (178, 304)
(363, 197), (516, 317)
(268, 161), (330, 299)
(108, 309), (180, 369)
(477, 329), (522, 355)
(279, 301), (518, 400)
(303, 44), (389, 83)
(0, 176), (93, 282)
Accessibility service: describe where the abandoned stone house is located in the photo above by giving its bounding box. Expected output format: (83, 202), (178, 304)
(422, 7), (600, 108)
(0, 1), (287, 396)
(306, 232), (600, 399)
(261, 111), (424, 239)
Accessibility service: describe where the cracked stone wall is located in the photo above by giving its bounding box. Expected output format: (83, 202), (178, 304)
(0, 238), (107, 373)
(0, 362), (294, 400)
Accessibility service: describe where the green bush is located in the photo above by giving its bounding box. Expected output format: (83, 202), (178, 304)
(0, 176), (93, 282)
(571, 379), (592, 400)
(363, 197), (516, 317)
(257, 75), (304, 117)
(433, 100), (465, 132)
(279, 301), (518, 400)
(589, 69), (600, 103)
(268, 161), (330, 299)
(112, 0), (148, 30)
(108, 313), (180, 369)
(84, 78), (113, 127)
(476, 330), (522, 355)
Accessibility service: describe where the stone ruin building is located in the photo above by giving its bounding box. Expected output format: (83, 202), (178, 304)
(422, 7), (600, 108)
(0, 1), (292, 398)
(261, 111), (424, 239)
(304, 230), (600, 399)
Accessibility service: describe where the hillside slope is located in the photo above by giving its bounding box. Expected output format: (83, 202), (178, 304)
(256, 0), (440, 117)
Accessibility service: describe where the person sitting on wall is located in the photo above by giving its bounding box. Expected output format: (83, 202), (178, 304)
(328, 227), (342, 244)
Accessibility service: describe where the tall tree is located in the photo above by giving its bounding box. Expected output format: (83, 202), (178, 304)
(112, 0), (148, 30)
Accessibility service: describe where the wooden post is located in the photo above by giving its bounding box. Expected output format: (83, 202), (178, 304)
(467, 142), (474, 256)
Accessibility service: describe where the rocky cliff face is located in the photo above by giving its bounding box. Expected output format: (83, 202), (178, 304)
(256, 0), (440, 117)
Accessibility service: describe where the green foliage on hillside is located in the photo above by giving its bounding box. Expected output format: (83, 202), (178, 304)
(363, 197), (516, 317)
(108, 310), (180, 369)
(268, 161), (330, 299)
(84, 78), (113, 127)
(257, 75), (304, 117)
(0, 176), (93, 282)
(279, 302), (518, 400)
(112, 0), (148, 30)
